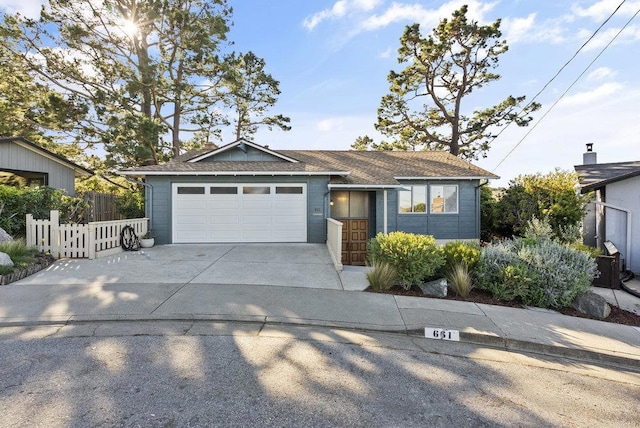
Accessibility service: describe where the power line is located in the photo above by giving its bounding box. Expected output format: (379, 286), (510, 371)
(487, 0), (627, 149)
(519, 0), (627, 113)
(492, 5), (640, 173)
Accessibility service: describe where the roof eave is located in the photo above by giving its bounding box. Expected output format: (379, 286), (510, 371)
(118, 170), (351, 177)
(328, 184), (403, 189)
(394, 175), (499, 180)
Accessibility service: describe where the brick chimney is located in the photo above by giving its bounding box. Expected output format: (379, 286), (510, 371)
(583, 143), (597, 165)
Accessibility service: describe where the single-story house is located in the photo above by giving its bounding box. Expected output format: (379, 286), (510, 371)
(575, 144), (640, 273)
(0, 136), (93, 196)
(120, 139), (498, 265)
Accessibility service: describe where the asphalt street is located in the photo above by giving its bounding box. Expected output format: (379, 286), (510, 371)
(1, 321), (639, 427)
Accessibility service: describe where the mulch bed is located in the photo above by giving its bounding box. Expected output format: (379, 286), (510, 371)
(367, 286), (640, 327)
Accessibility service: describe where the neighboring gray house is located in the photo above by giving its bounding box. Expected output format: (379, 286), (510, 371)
(0, 136), (92, 196)
(121, 139), (498, 265)
(575, 144), (640, 273)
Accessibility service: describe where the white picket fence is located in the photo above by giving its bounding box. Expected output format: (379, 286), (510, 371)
(26, 210), (148, 259)
(326, 218), (343, 271)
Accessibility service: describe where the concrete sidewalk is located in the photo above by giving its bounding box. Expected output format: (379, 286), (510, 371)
(0, 244), (639, 369)
(1, 280), (639, 369)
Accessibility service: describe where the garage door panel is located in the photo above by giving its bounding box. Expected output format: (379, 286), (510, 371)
(208, 215), (241, 225)
(173, 183), (307, 243)
(242, 200), (272, 209)
(210, 230), (241, 241)
(242, 230), (272, 240)
(175, 215), (206, 225)
(207, 200), (240, 209)
(177, 200), (206, 209)
(242, 215), (272, 224)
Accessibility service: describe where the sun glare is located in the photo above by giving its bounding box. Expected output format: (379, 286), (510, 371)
(121, 19), (139, 38)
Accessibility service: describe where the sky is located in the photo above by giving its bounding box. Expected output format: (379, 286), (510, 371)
(1, 0), (639, 186)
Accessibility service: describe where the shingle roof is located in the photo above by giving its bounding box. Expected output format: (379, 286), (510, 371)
(120, 147), (498, 185)
(575, 161), (640, 193)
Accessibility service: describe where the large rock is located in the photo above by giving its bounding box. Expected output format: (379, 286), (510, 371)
(419, 278), (448, 297)
(0, 227), (12, 243)
(0, 252), (14, 268)
(572, 292), (611, 319)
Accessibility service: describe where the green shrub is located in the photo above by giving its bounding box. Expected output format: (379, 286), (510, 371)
(475, 241), (533, 301)
(442, 240), (480, 274)
(115, 189), (145, 218)
(366, 259), (398, 291)
(517, 239), (597, 308)
(523, 216), (554, 242)
(0, 185), (86, 237)
(475, 238), (597, 309)
(368, 232), (445, 290)
(446, 262), (474, 298)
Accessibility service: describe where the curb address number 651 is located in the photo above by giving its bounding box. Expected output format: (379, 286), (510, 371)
(425, 327), (460, 341)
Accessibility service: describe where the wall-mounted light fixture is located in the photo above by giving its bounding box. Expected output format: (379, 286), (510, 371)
(329, 199), (334, 206)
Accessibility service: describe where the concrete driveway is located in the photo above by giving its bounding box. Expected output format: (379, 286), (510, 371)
(14, 244), (368, 291)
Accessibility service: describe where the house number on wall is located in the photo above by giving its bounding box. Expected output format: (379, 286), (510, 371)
(424, 327), (460, 341)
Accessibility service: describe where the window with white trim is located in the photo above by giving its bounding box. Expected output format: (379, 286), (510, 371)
(398, 186), (427, 213)
(430, 185), (458, 213)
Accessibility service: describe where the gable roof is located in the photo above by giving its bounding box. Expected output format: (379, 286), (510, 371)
(187, 139), (299, 163)
(120, 142), (498, 185)
(575, 160), (640, 193)
(0, 136), (93, 177)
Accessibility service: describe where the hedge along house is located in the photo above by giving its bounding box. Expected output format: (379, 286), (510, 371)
(120, 139), (498, 265)
(0, 136), (93, 196)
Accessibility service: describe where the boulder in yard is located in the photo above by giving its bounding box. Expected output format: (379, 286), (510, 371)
(572, 291), (611, 319)
(419, 278), (448, 297)
(0, 251), (14, 268)
(0, 227), (12, 243)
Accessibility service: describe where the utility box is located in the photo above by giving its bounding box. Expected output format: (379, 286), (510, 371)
(593, 241), (620, 289)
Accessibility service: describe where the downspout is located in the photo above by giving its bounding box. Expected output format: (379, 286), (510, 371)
(594, 201), (632, 270)
(383, 190), (388, 234)
(125, 178), (153, 231)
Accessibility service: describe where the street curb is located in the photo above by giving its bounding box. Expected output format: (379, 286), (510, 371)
(404, 328), (640, 369)
(2, 317), (639, 370)
(458, 331), (640, 370)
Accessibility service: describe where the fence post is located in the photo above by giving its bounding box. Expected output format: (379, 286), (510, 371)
(26, 214), (34, 247)
(50, 210), (60, 258)
(88, 222), (96, 260)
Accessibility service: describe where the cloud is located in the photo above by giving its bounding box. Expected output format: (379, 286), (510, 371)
(303, 0), (381, 31)
(316, 118), (346, 132)
(577, 23), (640, 51)
(501, 13), (536, 44)
(360, 0), (497, 32)
(378, 46), (393, 59)
(572, 0), (640, 21)
(0, 0), (45, 18)
(304, 0), (499, 35)
(558, 82), (624, 107)
(587, 67), (617, 80)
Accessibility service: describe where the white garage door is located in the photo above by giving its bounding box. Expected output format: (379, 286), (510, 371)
(172, 183), (307, 243)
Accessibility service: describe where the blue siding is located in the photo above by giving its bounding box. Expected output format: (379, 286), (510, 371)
(146, 175), (329, 244)
(147, 175), (481, 244)
(201, 146), (282, 162)
(375, 181), (480, 239)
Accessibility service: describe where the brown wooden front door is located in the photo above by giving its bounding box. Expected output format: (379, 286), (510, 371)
(341, 219), (368, 266)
